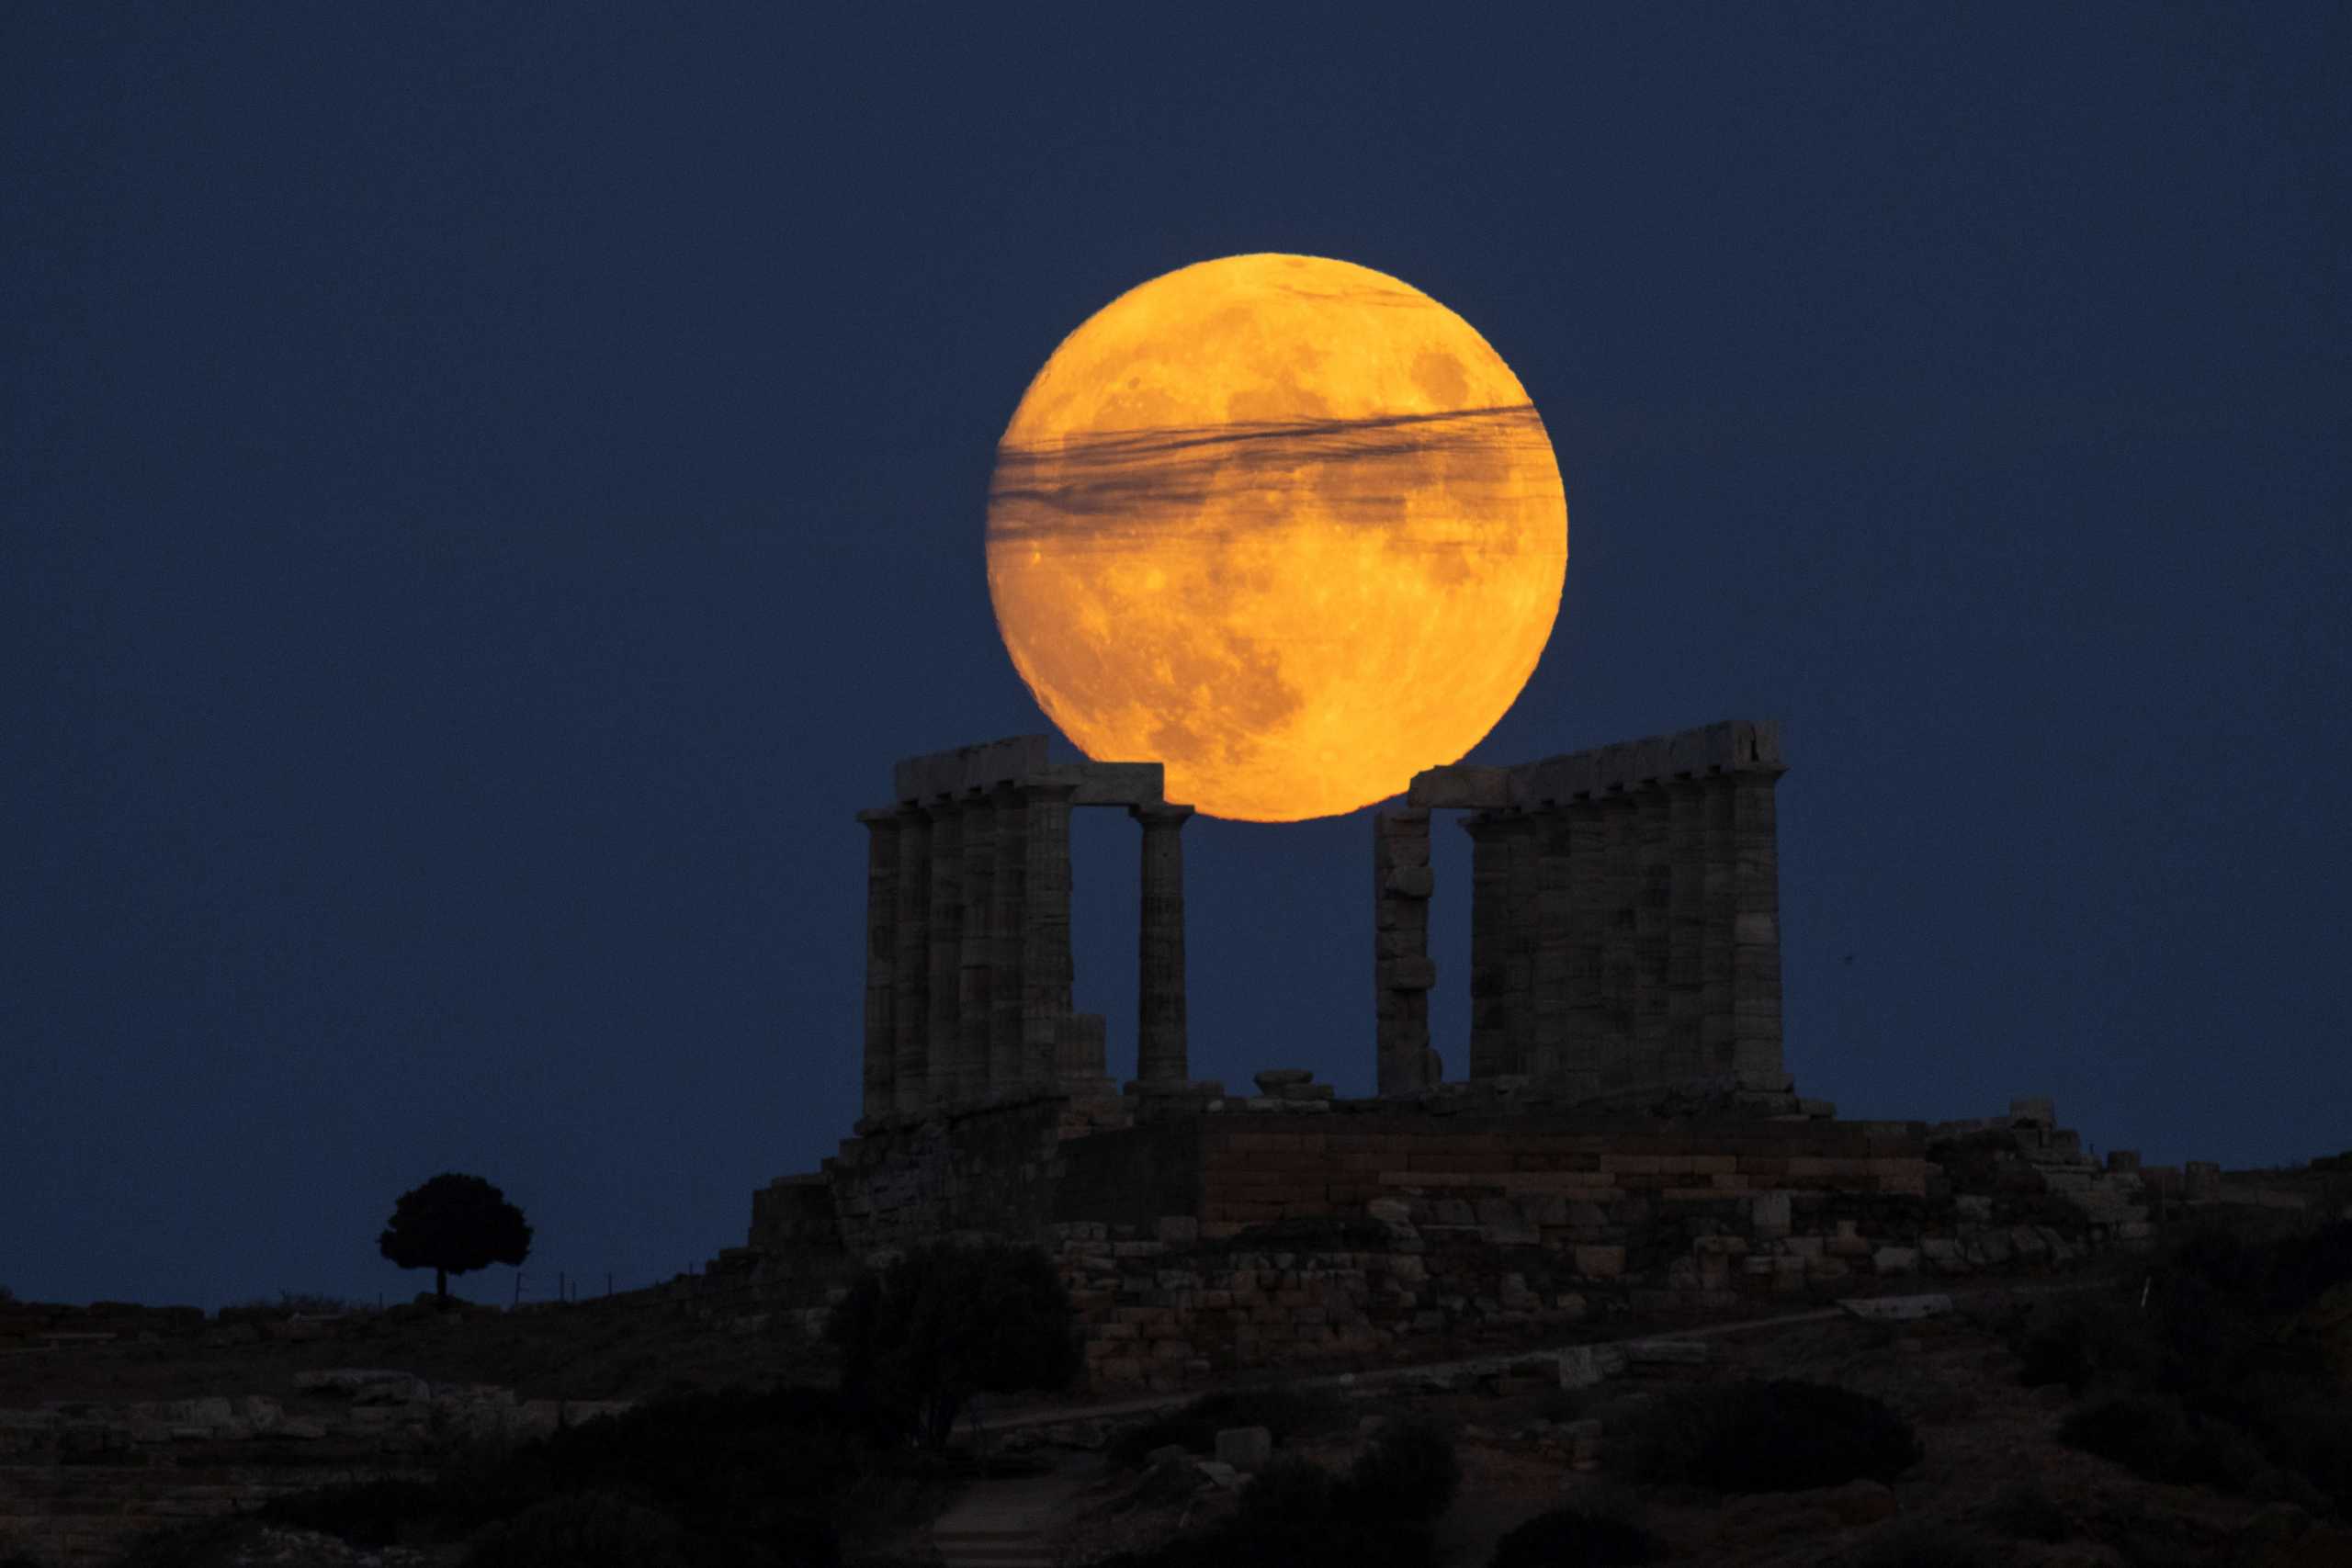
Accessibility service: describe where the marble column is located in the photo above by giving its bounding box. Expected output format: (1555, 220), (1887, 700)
(988, 784), (1028, 1089)
(1021, 781), (1078, 1086)
(1562, 799), (1608, 1090)
(956, 793), (996, 1102)
(1132, 802), (1193, 1087)
(925, 802), (964, 1109)
(1633, 782), (1673, 1079)
(1374, 810), (1436, 1096)
(1502, 812), (1541, 1078)
(1731, 764), (1788, 1085)
(1698, 773), (1737, 1077)
(856, 809), (899, 1122)
(1463, 813), (1510, 1079)
(1596, 790), (1640, 1089)
(890, 805), (933, 1115)
(1532, 808), (1577, 1088)
(1666, 778), (1706, 1086)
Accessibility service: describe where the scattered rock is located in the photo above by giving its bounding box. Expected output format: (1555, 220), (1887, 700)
(1214, 1425), (1272, 1470)
(1193, 1460), (1240, 1490)
(1839, 1293), (1953, 1322)
(290, 1368), (427, 1397)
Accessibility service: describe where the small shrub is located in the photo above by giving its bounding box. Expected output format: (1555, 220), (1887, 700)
(2060, 1393), (2198, 1483)
(1985, 1480), (2072, 1543)
(2058, 1391), (2286, 1497)
(1838, 1521), (1998, 1568)
(828, 1240), (1079, 1450)
(1342, 1415), (1459, 1525)
(1234, 1454), (1338, 1523)
(1489, 1505), (1661, 1567)
(1107, 1382), (1348, 1467)
(1623, 1379), (1922, 1493)
(108, 1518), (270, 1568)
(1189, 1454), (1440, 1568)
(260, 1478), (445, 1546)
(460, 1491), (693, 1568)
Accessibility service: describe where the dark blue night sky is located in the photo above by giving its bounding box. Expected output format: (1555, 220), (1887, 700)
(6, 7), (2346, 1310)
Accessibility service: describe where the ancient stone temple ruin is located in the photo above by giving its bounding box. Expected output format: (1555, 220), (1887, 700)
(852, 734), (1196, 1120)
(738, 720), (2164, 1393)
(1373, 719), (1788, 1100)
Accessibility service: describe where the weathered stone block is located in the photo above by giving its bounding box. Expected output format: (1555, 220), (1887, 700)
(1385, 955), (1438, 990)
(1384, 866), (1436, 898)
(1213, 1429), (1270, 1476)
(1574, 1245), (1625, 1279)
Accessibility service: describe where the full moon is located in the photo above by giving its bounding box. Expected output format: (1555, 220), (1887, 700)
(986, 254), (1566, 822)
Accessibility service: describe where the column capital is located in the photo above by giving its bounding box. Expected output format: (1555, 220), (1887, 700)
(1130, 801), (1194, 829)
(856, 807), (899, 828)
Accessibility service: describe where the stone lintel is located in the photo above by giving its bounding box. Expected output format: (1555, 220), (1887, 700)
(1405, 719), (1787, 811)
(1037, 761), (1167, 807)
(893, 735), (1050, 804)
(1405, 764), (1515, 810)
(890, 736), (1171, 807)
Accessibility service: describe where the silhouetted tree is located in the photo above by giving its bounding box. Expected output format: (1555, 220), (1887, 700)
(826, 1239), (1080, 1450)
(378, 1172), (532, 1306)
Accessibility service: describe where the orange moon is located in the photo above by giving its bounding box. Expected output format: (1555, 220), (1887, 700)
(986, 254), (1566, 822)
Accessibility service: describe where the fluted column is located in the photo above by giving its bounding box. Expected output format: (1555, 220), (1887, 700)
(1374, 810), (1436, 1095)
(1132, 802), (1193, 1086)
(1563, 798), (1606, 1088)
(1698, 773), (1737, 1077)
(1596, 790), (1639, 1089)
(925, 803), (964, 1109)
(1021, 781), (1078, 1085)
(1503, 811), (1540, 1078)
(1532, 808), (1577, 1088)
(1731, 764), (1788, 1085)
(987, 785), (1027, 1089)
(1463, 814), (1509, 1079)
(956, 793), (996, 1102)
(1633, 781), (1672, 1078)
(856, 810), (899, 1122)
(890, 805), (933, 1115)
(1666, 778), (1706, 1086)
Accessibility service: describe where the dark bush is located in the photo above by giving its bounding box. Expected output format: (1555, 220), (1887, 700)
(460, 1491), (693, 1568)
(1107, 1382), (1348, 1467)
(1984, 1480), (2072, 1543)
(259, 1478), (446, 1546)
(2057, 1391), (2289, 1499)
(1102, 1453), (1441, 1568)
(1622, 1379), (1922, 1493)
(2025, 1220), (2352, 1515)
(828, 1240), (1079, 1450)
(1233, 1454), (1338, 1523)
(1837, 1521), (1998, 1568)
(257, 1383), (867, 1563)
(1489, 1505), (1661, 1567)
(1341, 1415), (1460, 1525)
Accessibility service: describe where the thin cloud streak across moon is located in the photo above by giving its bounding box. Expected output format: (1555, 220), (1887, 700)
(986, 254), (1566, 823)
(989, 404), (1553, 545)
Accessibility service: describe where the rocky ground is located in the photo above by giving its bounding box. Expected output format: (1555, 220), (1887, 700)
(0, 1294), (826, 1414)
(1026, 1269), (2346, 1568)
(6, 1257), (2347, 1566)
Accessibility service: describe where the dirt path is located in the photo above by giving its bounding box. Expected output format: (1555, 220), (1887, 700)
(975, 1276), (2120, 1434)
